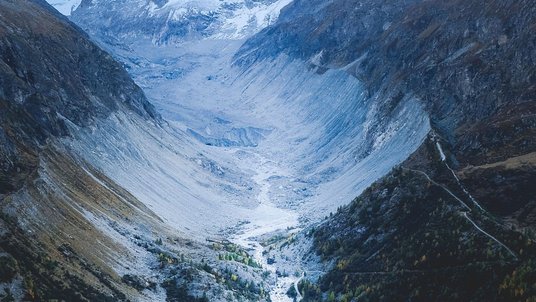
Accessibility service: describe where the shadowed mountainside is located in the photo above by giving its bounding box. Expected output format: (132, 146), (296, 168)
(236, 0), (536, 300)
(0, 0), (157, 195)
(0, 1), (165, 300)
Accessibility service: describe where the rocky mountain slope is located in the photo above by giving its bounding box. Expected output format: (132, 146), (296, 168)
(0, 1), (271, 301)
(0, 0), (156, 194)
(237, 0), (536, 178)
(235, 0), (536, 300)
(0, 0), (164, 300)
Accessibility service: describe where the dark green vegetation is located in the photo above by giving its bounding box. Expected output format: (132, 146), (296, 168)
(161, 261), (269, 302)
(149, 239), (270, 302)
(213, 241), (262, 268)
(162, 281), (209, 302)
(299, 138), (536, 301)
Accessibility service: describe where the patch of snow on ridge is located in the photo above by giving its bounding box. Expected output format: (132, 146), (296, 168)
(155, 0), (293, 40)
(214, 0), (293, 39)
(46, 0), (81, 15)
(160, 0), (220, 11)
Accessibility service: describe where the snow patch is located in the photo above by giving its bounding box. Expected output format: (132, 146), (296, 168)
(46, 0), (82, 15)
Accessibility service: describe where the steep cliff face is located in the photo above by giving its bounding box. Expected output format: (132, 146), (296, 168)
(237, 0), (536, 229)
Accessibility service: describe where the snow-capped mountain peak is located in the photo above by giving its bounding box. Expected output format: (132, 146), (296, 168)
(52, 0), (292, 43)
